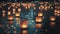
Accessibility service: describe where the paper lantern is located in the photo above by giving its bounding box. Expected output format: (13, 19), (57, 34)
(8, 15), (14, 21)
(38, 12), (43, 17)
(20, 20), (28, 28)
(22, 30), (28, 34)
(50, 16), (56, 21)
(15, 13), (20, 17)
(36, 24), (42, 28)
(36, 17), (42, 22)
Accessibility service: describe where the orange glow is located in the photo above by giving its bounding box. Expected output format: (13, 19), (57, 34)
(8, 15), (14, 20)
(25, 7), (28, 9)
(36, 17), (42, 22)
(38, 12), (43, 17)
(8, 11), (11, 15)
(20, 20), (28, 28)
(17, 3), (20, 7)
(18, 8), (21, 12)
(21, 24), (28, 28)
(22, 30), (28, 34)
(15, 13), (20, 17)
(13, 8), (15, 11)
(22, 3), (27, 7)
(36, 24), (42, 28)
(50, 16), (56, 21)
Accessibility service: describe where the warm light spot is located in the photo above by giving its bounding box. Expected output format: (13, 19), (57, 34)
(50, 16), (56, 21)
(22, 30), (28, 34)
(25, 6), (28, 9)
(15, 13), (20, 17)
(34, 7), (36, 10)
(16, 17), (20, 21)
(38, 12), (43, 17)
(13, 8), (15, 11)
(21, 24), (28, 28)
(8, 11), (11, 15)
(36, 24), (42, 28)
(36, 17), (42, 22)
(8, 15), (14, 20)
(2, 14), (5, 17)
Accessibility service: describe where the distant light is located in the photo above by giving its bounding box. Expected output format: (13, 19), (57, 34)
(36, 24), (42, 28)
(22, 30), (28, 34)
(50, 16), (56, 21)
(36, 17), (42, 22)
(38, 12), (43, 17)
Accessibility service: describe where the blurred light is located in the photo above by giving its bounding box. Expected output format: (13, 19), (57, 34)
(15, 12), (20, 17)
(20, 20), (28, 28)
(8, 15), (14, 21)
(50, 16), (56, 21)
(36, 24), (42, 28)
(8, 11), (11, 15)
(16, 17), (20, 21)
(36, 17), (42, 22)
(34, 7), (36, 10)
(38, 12), (43, 17)
(22, 30), (28, 34)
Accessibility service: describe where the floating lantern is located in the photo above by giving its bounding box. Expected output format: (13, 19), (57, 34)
(8, 15), (14, 21)
(36, 17), (42, 22)
(50, 16), (56, 21)
(20, 20), (28, 28)
(36, 24), (42, 28)
(15, 12), (20, 17)
(50, 22), (55, 27)
(8, 11), (11, 15)
(22, 30), (28, 34)
(38, 12), (43, 17)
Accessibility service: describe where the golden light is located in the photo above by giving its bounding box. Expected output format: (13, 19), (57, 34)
(54, 10), (57, 13)
(21, 24), (28, 28)
(13, 11), (15, 14)
(8, 11), (11, 15)
(36, 24), (42, 28)
(50, 16), (56, 21)
(40, 5), (44, 9)
(57, 13), (60, 16)
(27, 5), (30, 9)
(25, 6), (28, 9)
(8, 15), (14, 21)
(15, 13), (20, 17)
(57, 10), (60, 14)
(20, 20), (28, 28)
(44, 6), (48, 10)
(38, 12), (43, 17)
(18, 8), (21, 12)
(22, 30), (28, 34)
(36, 17), (42, 22)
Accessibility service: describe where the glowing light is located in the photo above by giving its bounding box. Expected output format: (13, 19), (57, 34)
(50, 16), (56, 21)
(18, 8), (21, 12)
(36, 24), (42, 28)
(8, 15), (14, 20)
(20, 20), (28, 28)
(36, 17), (42, 22)
(38, 12), (43, 17)
(8, 11), (11, 15)
(2, 14), (5, 17)
(15, 13), (20, 17)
